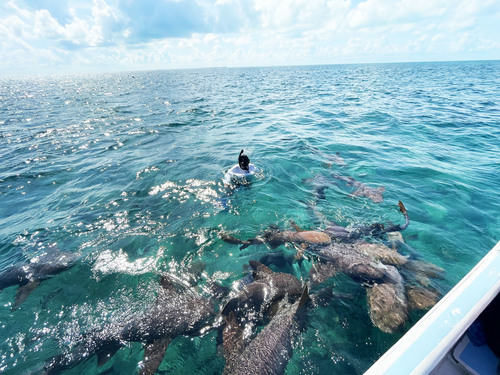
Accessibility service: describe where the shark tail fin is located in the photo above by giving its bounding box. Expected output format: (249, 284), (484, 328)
(398, 201), (407, 214)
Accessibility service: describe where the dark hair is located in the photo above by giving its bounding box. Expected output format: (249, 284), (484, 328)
(238, 149), (250, 171)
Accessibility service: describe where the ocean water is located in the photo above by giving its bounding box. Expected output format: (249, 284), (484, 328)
(0, 61), (499, 374)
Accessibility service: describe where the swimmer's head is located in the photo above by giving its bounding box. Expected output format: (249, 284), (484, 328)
(238, 149), (250, 171)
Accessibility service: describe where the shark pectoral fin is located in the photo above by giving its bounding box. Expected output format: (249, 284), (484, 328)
(140, 337), (172, 375)
(248, 260), (273, 278)
(97, 341), (121, 367)
(290, 220), (303, 232)
(315, 186), (327, 200)
(309, 262), (338, 286)
(14, 280), (41, 307)
(293, 244), (306, 260)
(158, 275), (177, 296)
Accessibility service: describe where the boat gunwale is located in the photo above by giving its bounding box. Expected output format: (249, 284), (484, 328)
(364, 240), (500, 375)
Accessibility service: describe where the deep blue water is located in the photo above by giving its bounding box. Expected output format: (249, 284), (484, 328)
(0, 61), (499, 374)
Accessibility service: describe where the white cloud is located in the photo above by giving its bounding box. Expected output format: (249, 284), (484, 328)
(0, 0), (499, 75)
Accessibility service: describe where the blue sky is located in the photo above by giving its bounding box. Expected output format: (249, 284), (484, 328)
(1, 0), (500, 75)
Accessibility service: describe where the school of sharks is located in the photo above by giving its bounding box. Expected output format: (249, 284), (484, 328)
(0, 152), (445, 375)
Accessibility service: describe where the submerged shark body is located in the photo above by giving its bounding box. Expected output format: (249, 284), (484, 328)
(221, 260), (303, 324)
(308, 172), (385, 203)
(220, 203), (441, 334)
(308, 240), (443, 333)
(309, 241), (408, 333)
(221, 201), (409, 250)
(222, 287), (309, 375)
(313, 201), (410, 243)
(44, 275), (215, 375)
(0, 247), (79, 307)
(221, 229), (331, 250)
(329, 173), (386, 203)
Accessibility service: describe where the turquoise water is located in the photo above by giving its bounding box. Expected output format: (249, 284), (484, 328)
(0, 61), (499, 374)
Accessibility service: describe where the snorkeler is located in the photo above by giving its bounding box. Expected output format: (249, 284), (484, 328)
(223, 149), (259, 185)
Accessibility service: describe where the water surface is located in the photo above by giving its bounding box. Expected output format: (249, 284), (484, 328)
(0, 61), (499, 374)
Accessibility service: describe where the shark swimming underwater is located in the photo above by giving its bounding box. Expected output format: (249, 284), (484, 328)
(220, 201), (442, 334)
(221, 229), (331, 250)
(44, 274), (215, 375)
(306, 170), (385, 204)
(220, 201), (409, 250)
(308, 241), (409, 333)
(331, 173), (386, 203)
(307, 240), (444, 333)
(0, 244), (79, 307)
(222, 286), (309, 375)
(221, 260), (303, 323)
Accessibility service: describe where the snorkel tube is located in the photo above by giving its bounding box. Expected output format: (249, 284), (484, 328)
(238, 149), (250, 172)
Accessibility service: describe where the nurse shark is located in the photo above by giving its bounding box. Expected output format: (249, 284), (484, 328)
(44, 274), (215, 375)
(308, 240), (443, 333)
(221, 260), (303, 323)
(0, 244), (79, 307)
(221, 202), (442, 333)
(222, 287), (309, 375)
(220, 201), (409, 250)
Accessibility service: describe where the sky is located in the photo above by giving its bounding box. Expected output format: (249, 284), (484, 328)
(1, 0), (500, 76)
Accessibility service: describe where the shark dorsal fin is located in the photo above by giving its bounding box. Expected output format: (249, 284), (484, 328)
(298, 286), (309, 309)
(221, 297), (239, 316)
